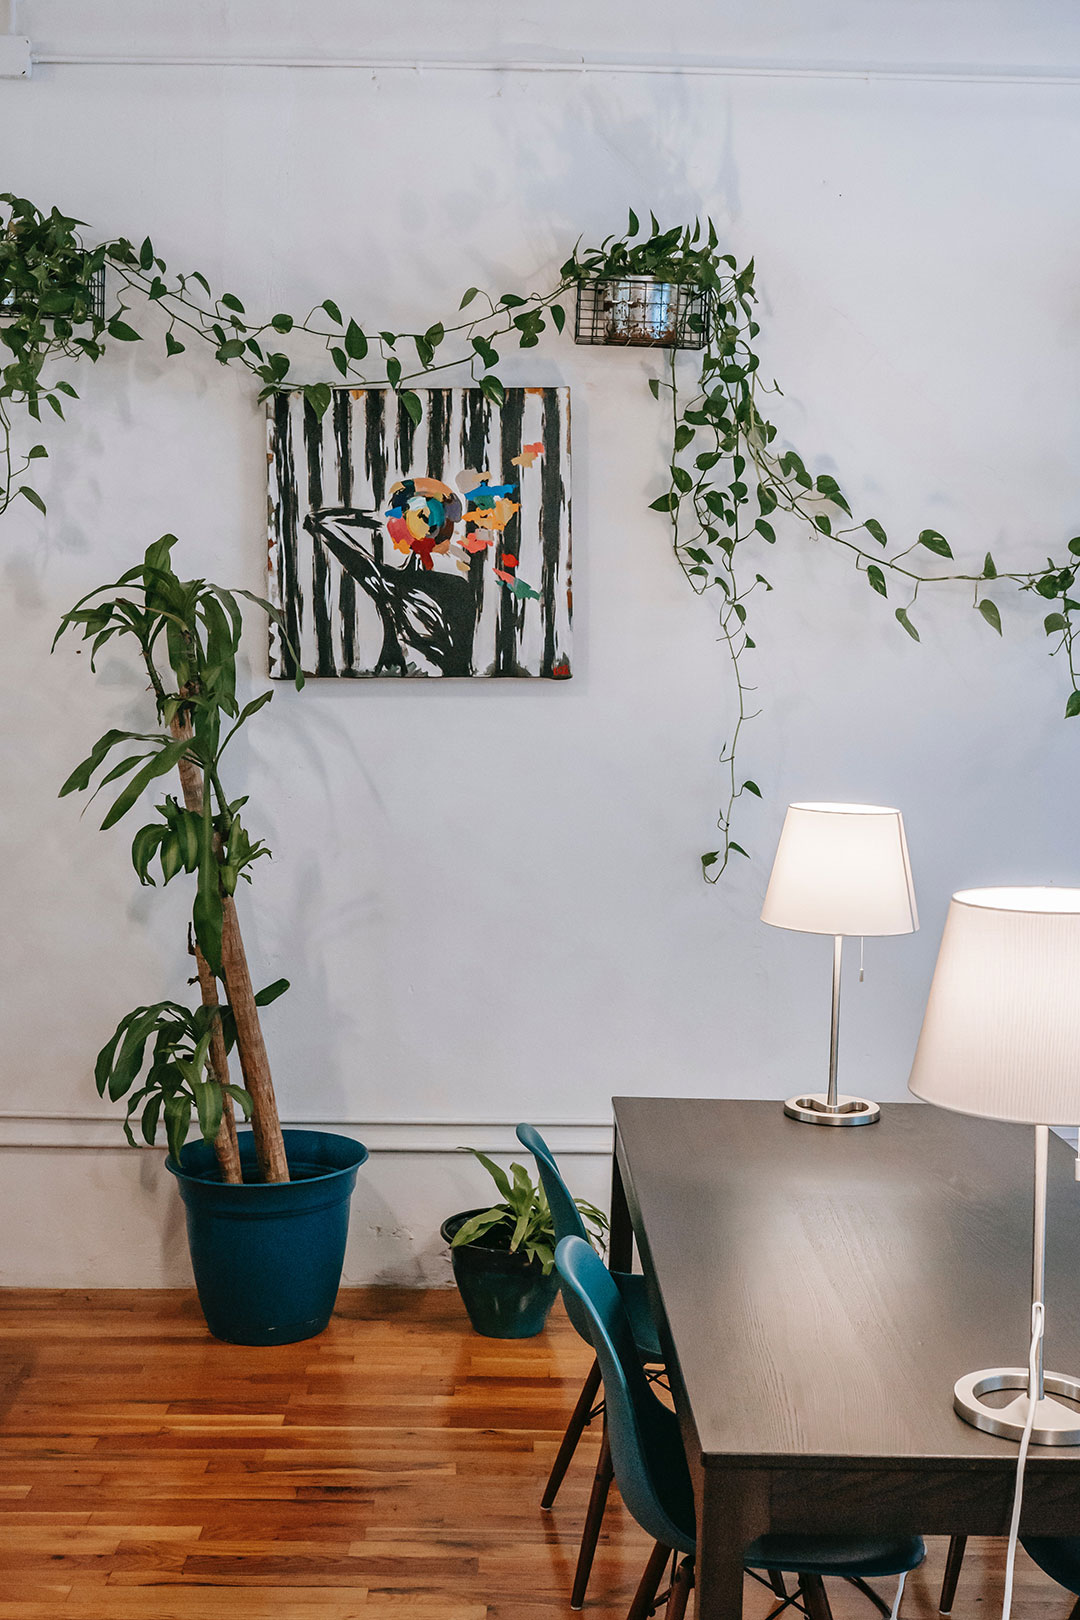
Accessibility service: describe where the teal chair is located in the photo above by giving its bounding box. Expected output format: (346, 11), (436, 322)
(1020, 1539), (1080, 1619)
(516, 1122), (664, 1609)
(556, 1235), (926, 1620)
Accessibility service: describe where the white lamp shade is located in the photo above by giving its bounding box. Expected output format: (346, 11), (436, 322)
(909, 887), (1080, 1126)
(761, 802), (918, 937)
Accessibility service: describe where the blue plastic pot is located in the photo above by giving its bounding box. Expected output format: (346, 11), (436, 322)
(166, 1128), (368, 1346)
(441, 1209), (560, 1339)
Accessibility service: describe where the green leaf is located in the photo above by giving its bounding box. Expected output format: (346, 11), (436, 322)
(1068, 538), (1080, 558)
(983, 551), (997, 579)
(649, 492), (679, 513)
(673, 424), (694, 453)
(977, 598), (1002, 635)
(26, 444), (47, 460)
(866, 564), (887, 597)
(459, 287), (480, 309)
(918, 529), (953, 559)
(107, 318), (142, 342)
(1067, 691), (1080, 719)
(303, 383), (332, 419)
(550, 303), (566, 334)
(467, 1149), (513, 1202)
(221, 292), (245, 314)
(701, 851), (720, 870)
(742, 780), (762, 797)
(814, 514), (831, 535)
(19, 486), (46, 515)
(138, 237), (155, 270)
(192, 792), (223, 975)
(99, 738), (190, 831)
(754, 519), (775, 543)
(865, 518), (888, 547)
(1044, 613), (1067, 635)
(895, 606), (920, 642)
(165, 332), (185, 356)
(321, 299), (343, 324)
(628, 207), (640, 234)
(728, 841), (749, 858)
(479, 375), (505, 407)
(270, 313), (294, 333)
(253, 978), (290, 1007)
(344, 319), (368, 360)
(400, 390), (423, 427)
(386, 357), (402, 389)
(648, 378), (661, 400)
(164, 1092), (193, 1164)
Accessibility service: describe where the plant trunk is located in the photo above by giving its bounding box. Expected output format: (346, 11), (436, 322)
(170, 713), (288, 1183)
(219, 894), (289, 1183)
(188, 928), (241, 1183)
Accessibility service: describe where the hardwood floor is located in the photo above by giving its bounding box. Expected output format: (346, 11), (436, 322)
(0, 1287), (1073, 1618)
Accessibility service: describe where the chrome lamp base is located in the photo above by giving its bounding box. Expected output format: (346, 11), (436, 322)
(784, 1092), (881, 1126)
(953, 1368), (1080, 1445)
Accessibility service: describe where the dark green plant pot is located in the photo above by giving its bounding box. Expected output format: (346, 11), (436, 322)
(166, 1128), (368, 1346)
(441, 1209), (559, 1339)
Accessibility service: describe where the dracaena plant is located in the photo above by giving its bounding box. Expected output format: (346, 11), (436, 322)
(55, 535), (302, 1181)
(450, 1150), (608, 1273)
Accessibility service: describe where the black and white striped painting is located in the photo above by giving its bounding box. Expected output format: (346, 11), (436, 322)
(267, 387), (572, 679)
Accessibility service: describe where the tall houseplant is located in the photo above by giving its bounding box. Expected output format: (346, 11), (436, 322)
(56, 535), (367, 1343)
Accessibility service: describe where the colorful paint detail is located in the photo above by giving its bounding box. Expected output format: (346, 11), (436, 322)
(267, 387), (572, 680)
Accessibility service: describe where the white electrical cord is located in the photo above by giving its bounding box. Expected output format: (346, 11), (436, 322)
(1001, 1299), (1046, 1620)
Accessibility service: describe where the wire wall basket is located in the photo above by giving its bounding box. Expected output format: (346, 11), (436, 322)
(1, 263), (106, 324)
(574, 276), (711, 350)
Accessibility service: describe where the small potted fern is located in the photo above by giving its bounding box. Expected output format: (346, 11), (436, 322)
(442, 1151), (607, 1338)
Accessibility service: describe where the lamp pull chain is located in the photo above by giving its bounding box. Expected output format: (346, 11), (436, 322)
(859, 936), (865, 982)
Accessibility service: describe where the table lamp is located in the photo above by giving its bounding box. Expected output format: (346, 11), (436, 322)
(762, 802), (918, 1126)
(909, 887), (1080, 1445)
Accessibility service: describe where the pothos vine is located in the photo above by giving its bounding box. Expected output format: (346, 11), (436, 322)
(3, 195), (1079, 878)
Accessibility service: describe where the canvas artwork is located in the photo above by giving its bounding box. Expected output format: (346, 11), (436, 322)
(267, 386), (572, 679)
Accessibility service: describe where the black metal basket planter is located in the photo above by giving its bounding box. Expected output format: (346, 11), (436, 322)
(574, 275), (710, 349)
(0, 263), (105, 324)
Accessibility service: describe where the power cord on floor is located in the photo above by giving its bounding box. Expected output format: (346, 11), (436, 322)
(1001, 1300), (1045, 1620)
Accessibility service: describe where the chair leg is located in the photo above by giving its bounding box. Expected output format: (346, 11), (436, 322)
(542, 1356), (602, 1510)
(770, 1572), (789, 1600)
(627, 1541), (673, 1620)
(800, 1574), (836, 1620)
(665, 1555), (695, 1620)
(570, 1419), (613, 1610)
(889, 1571), (908, 1620)
(939, 1536), (967, 1614)
(845, 1575), (892, 1618)
(1068, 1596), (1080, 1620)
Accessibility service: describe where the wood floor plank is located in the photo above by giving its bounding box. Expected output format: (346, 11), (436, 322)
(0, 1286), (1075, 1616)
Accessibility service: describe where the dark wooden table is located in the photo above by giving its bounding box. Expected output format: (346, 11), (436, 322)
(610, 1099), (1080, 1620)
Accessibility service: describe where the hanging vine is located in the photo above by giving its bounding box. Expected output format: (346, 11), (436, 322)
(3, 195), (1078, 877)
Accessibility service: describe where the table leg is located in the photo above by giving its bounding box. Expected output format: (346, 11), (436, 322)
(695, 1471), (767, 1620)
(609, 1136), (634, 1272)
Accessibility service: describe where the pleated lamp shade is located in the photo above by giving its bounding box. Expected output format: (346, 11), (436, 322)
(761, 803), (918, 938)
(909, 888), (1080, 1125)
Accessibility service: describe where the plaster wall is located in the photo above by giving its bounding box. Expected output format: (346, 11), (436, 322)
(1, 2), (1079, 1284)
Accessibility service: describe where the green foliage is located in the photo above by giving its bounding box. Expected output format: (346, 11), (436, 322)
(55, 535), (300, 976)
(561, 210), (724, 286)
(8, 193), (1080, 881)
(450, 1150), (608, 1274)
(94, 996), (264, 1161)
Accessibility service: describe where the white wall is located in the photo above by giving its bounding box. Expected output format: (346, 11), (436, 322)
(2, 2), (1080, 1285)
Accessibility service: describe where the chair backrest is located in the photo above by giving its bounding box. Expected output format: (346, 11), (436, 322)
(515, 1123), (593, 1341)
(556, 1236), (695, 1556)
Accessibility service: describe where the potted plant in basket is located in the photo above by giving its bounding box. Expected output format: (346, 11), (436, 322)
(443, 1150), (607, 1339)
(563, 210), (718, 348)
(55, 534), (367, 1346)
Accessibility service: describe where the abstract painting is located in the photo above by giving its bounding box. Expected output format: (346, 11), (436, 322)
(267, 387), (571, 679)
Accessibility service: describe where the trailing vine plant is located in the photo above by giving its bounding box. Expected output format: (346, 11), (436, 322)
(5, 195), (1080, 877)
